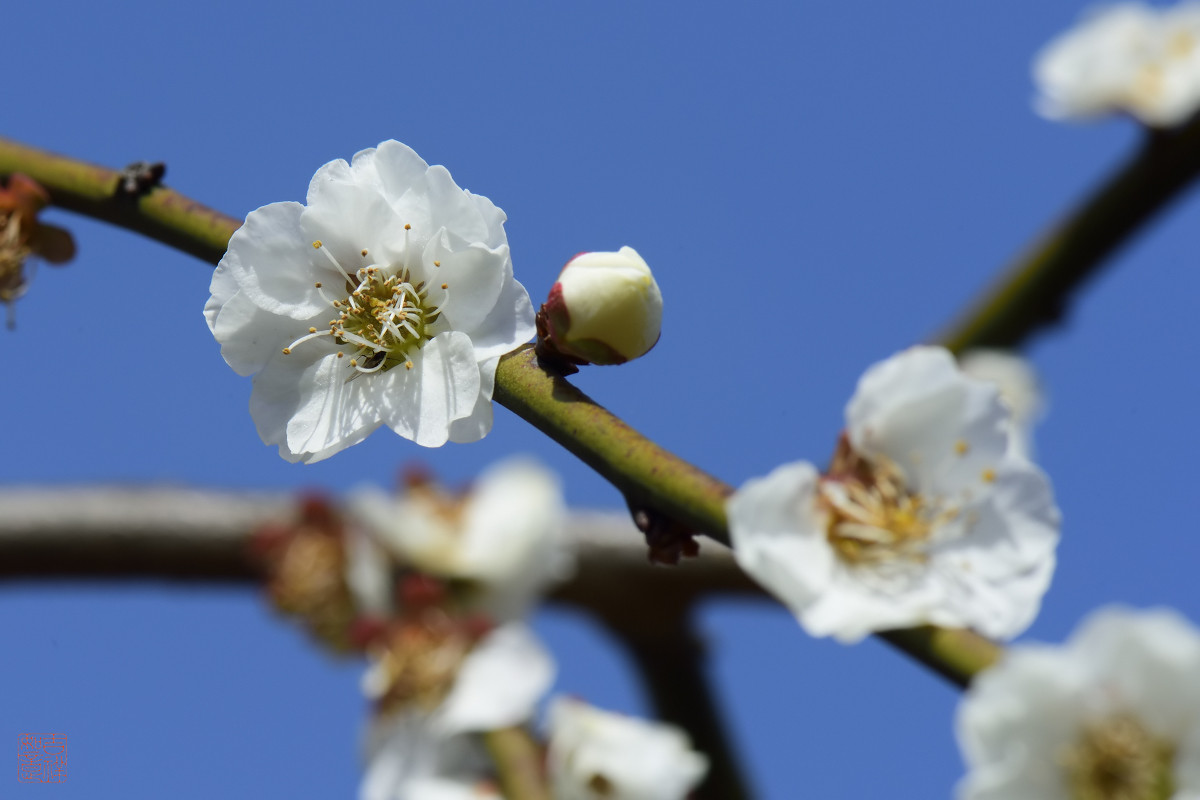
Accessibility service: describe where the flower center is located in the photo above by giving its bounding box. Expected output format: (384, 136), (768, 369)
(366, 614), (487, 713)
(1061, 714), (1176, 800)
(282, 235), (447, 376)
(267, 531), (357, 652)
(819, 443), (957, 566)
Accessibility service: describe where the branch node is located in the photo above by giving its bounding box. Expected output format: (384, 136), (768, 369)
(628, 501), (700, 565)
(116, 161), (166, 198)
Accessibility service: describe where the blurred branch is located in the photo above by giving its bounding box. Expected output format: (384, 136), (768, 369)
(0, 138), (1003, 685)
(937, 119), (1200, 354)
(482, 727), (552, 800)
(602, 611), (754, 800)
(0, 487), (754, 605)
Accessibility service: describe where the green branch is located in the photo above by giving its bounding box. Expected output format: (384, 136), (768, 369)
(0, 138), (238, 264)
(0, 136), (1002, 684)
(482, 727), (552, 800)
(937, 117), (1200, 354)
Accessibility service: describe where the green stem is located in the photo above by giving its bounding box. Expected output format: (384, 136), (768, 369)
(0, 138), (238, 264)
(937, 119), (1200, 354)
(481, 727), (552, 800)
(494, 346), (731, 546)
(0, 136), (1002, 684)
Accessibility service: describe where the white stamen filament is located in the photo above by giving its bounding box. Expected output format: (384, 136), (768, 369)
(337, 330), (387, 353)
(355, 358), (387, 374)
(283, 329), (333, 353)
(312, 241), (357, 286)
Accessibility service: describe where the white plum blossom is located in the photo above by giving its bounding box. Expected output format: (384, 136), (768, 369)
(205, 140), (536, 463)
(546, 697), (709, 800)
(361, 623), (553, 800)
(538, 246), (663, 367)
(348, 457), (573, 620)
(1035, 3), (1200, 127)
(959, 349), (1044, 460)
(727, 346), (1061, 643)
(956, 606), (1200, 799)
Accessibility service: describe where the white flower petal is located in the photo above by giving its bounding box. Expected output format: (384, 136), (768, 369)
(959, 350), (1044, 460)
(929, 457), (1060, 639)
(404, 778), (501, 800)
(249, 348), (383, 463)
(462, 274), (537, 361)
(370, 140), (433, 207)
(847, 346), (1008, 498)
(207, 289), (307, 376)
(301, 172), (406, 269)
(219, 201), (335, 320)
(466, 191), (509, 251)
(435, 623), (554, 738)
(457, 458), (571, 616)
(422, 165), (498, 248)
(345, 525), (394, 617)
(360, 714), (444, 800)
(730, 347), (1059, 642)
(957, 607), (1200, 799)
(368, 331), (481, 448)
(348, 458), (571, 618)
(447, 357), (498, 445)
(547, 697), (709, 800)
(728, 461), (836, 619)
(425, 237), (508, 335)
(206, 140), (535, 460)
(1034, 3), (1200, 127)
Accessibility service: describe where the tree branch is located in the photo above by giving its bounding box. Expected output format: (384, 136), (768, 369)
(937, 119), (1200, 354)
(482, 726), (552, 800)
(0, 137), (1003, 684)
(0, 138), (237, 264)
(603, 612), (755, 800)
(0, 487), (753, 603)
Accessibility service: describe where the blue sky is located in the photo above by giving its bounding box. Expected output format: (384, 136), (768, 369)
(4, 1), (1200, 797)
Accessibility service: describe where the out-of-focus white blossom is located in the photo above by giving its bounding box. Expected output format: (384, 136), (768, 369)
(1035, 3), (1200, 127)
(349, 457), (572, 619)
(959, 349), (1044, 459)
(957, 606), (1200, 799)
(361, 623), (553, 800)
(728, 346), (1061, 643)
(205, 140), (535, 463)
(537, 246), (663, 367)
(546, 697), (709, 800)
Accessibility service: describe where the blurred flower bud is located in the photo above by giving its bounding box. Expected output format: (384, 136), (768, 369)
(536, 246), (663, 370)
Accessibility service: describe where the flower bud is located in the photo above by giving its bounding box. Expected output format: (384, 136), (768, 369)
(536, 246), (663, 369)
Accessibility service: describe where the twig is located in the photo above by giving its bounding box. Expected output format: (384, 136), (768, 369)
(0, 138), (237, 264)
(0, 137), (1004, 684)
(482, 727), (552, 800)
(605, 613), (755, 800)
(937, 120), (1200, 353)
(0, 487), (753, 602)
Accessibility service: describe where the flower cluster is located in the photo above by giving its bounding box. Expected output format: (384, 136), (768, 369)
(337, 459), (709, 798)
(727, 346), (1061, 642)
(205, 140), (536, 463)
(1035, 2), (1200, 127)
(957, 607), (1200, 799)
